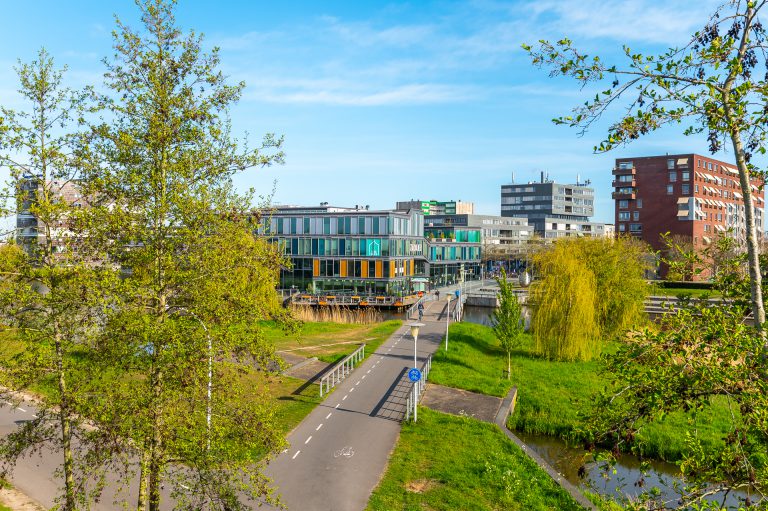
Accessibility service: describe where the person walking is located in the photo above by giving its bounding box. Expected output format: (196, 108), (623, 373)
(417, 301), (424, 321)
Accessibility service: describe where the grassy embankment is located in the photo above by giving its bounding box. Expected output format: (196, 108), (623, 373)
(366, 407), (585, 511)
(259, 319), (402, 364)
(428, 322), (734, 462)
(0, 327), (322, 447)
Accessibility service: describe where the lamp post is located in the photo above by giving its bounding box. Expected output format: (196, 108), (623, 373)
(409, 323), (424, 369)
(445, 294), (451, 351)
(407, 322), (424, 422)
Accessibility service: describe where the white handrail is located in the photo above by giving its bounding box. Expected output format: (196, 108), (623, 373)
(319, 344), (366, 397)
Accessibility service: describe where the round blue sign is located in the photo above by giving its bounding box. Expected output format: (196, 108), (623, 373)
(408, 368), (422, 382)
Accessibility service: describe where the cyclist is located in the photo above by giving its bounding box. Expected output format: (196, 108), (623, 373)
(417, 301), (424, 321)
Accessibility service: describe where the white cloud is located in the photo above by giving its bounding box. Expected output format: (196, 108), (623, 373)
(524, 0), (723, 45)
(245, 82), (477, 106)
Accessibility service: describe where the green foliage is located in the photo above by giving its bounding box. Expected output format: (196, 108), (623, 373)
(68, 1), (287, 508)
(531, 237), (649, 361)
(492, 268), (524, 379)
(430, 323), (733, 463)
(524, 2), (768, 329)
(584, 293), (768, 508)
(531, 240), (599, 361)
(0, 49), (121, 511)
(366, 407), (585, 511)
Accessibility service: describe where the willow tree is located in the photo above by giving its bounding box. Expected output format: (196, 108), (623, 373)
(79, 1), (286, 509)
(531, 237), (650, 361)
(0, 50), (120, 510)
(524, 0), (768, 333)
(531, 241), (600, 361)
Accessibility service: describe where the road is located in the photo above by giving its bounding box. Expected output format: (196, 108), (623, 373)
(0, 290), (461, 511)
(263, 299), (450, 511)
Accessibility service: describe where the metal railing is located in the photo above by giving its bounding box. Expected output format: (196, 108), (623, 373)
(404, 354), (432, 422)
(319, 344), (366, 397)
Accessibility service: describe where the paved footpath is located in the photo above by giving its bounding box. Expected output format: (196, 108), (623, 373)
(263, 299), (450, 511)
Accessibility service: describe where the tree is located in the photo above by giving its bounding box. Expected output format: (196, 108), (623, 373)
(0, 50), (120, 511)
(531, 241), (600, 361)
(583, 278), (768, 509)
(530, 237), (650, 361)
(76, 1), (286, 509)
(524, 0), (768, 335)
(492, 269), (524, 379)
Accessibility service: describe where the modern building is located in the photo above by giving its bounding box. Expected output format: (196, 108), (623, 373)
(262, 204), (482, 297)
(15, 175), (86, 256)
(500, 175), (606, 238)
(423, 213), (531, 247)
(612, 154), (765, 253)
(395, 199), (474, 216)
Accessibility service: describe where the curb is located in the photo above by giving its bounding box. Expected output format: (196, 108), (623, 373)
(494, 387), (598, 511)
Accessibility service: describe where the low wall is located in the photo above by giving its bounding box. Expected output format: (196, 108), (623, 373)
(495, 387), (598, 511)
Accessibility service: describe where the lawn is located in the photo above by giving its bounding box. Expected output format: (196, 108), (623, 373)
(365, 407), (585, 511)
(430, 322), (735, 462)
(650, 286), (720, 299)
(258, 319), (402, 363)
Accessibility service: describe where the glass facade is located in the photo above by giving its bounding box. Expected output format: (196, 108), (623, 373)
(263, 207), (483, 297)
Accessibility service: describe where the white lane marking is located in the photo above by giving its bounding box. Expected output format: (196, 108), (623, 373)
(282, 448), (289, 453)
(326, 412), (332, 419)
(342, 395), (348, 401)
(305, 436), (312, 444)
(356, 381), (360, 385)
(335, 403), (340, 408)
(362, 375), (366, 380)
(16, 407), (26, 413)
(350, 388), (355, 393)
(316, 423), (323, 431)
(293, 450), (301, 459)
(31, 414), (37, 418)
(367, 370), (371, 374)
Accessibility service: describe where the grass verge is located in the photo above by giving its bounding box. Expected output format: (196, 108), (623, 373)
(259, 319), (402, 363)
(366, 407), (585, 511)
(430, 322), (733, 462)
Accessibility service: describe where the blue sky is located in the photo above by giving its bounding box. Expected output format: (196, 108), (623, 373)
(0, 0), (728, 222)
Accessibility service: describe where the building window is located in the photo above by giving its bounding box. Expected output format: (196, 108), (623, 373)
(618, 223), (626, 232)
(619, 161), (633, 170)
(708, 162), (713, 170)
(667, 158), (675, 169)
(695, 185), (699, 193)
(682, 184), (690, 195)
(633, 211), (640, 221)
(669, 171), (677, 182)
(618, 212), (630, 221)
(682, 171), (690, 181)
(630, 223), (642, 232)
(637, 198), (643, 208)
(619, 200), (629, 209)
(667, 185), (674, 195)
(619, 174), (634, 182)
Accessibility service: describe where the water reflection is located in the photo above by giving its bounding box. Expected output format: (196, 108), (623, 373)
(518, 429), (754, 508)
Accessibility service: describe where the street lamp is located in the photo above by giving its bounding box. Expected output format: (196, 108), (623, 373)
(408, 323), (424, 368)
(445, 294), (451, 351)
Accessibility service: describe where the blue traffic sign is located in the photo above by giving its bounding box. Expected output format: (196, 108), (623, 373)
(408, 368), (422, 382)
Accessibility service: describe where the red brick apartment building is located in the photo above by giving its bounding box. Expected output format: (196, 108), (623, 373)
(612, 154), (765, 257)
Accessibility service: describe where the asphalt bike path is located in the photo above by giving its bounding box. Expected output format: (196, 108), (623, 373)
(263, 300), (450, 511)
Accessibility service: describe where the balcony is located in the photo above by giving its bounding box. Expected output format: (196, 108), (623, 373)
(612, 166), (637, 176)
(612, 179), (636, 187)
(612, 191), (636, 200)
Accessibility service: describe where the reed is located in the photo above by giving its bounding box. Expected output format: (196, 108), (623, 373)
(289, 305), (383, 325)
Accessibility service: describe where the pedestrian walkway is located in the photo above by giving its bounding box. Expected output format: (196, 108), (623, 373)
(262, 301), (450, 511)
(421, 383), (502, 423)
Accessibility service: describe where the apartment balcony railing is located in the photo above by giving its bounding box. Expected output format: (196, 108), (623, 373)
(612, 191), (637, 200)
(612, 167), (637, 176)
(612, 179), (636, 187)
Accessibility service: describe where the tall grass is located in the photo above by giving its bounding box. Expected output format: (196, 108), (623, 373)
(289, 305), (382, 324)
